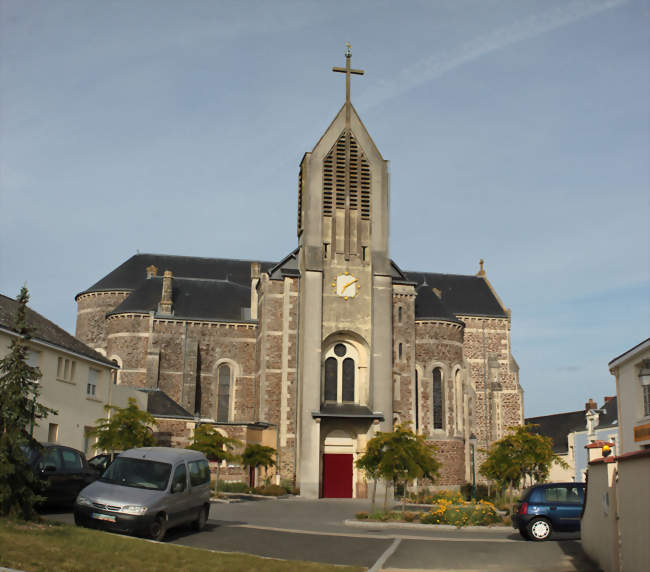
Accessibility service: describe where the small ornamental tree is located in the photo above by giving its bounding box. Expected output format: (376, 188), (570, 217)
(0, 287), (56, 519)
(187, 424), (241, 485)
(479, 424), (568, 507)
(88, 397), (157, 452)
(240, 444), (276, 487)
(355, 436), (384, 513)
(357, 423), (440, 513)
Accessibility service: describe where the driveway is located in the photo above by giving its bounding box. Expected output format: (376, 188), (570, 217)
(43, 499), (600, 571)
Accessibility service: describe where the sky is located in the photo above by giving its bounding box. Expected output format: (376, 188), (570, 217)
(1, 0), (648, 418)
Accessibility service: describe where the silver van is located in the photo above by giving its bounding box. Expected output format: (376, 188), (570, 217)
(73, 447), (211, 540)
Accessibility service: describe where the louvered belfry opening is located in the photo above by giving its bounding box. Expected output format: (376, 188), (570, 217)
(322, 129), (371, 260)
(323, 130), (370, 220)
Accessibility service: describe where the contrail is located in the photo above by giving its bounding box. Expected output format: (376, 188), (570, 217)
(359, 0), (628, 110)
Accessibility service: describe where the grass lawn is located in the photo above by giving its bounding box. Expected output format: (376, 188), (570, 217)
(0, 518), (364, 572)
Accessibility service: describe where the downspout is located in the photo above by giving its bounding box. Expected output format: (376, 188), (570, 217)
(293, 273), (301, 489)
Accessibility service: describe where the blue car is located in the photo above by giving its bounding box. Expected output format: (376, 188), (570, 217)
(512, 482), (586, 541)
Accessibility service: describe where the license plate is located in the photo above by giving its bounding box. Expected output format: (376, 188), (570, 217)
(91, 512), (116, 523)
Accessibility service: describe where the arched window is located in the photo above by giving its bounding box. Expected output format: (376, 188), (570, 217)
(323, 343), (356, 403)
(398, 343), (403, 361)
(414, 369), (420, 432)
(432, 367), (443, 430)
(216, 364), (231, 422)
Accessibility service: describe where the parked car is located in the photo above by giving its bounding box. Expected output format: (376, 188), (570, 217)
(87, 452), (120, 474)
(73, 447), (211, 541)
(21, 442), (98, 507)
(512, 482), (586, 541)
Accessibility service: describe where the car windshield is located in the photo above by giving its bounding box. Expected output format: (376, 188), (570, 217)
(100, 457), (172, 491)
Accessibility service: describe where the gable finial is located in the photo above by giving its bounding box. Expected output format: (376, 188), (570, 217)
(477, 259), (486, 277)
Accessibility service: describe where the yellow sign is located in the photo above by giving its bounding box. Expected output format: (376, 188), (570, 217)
(633, 422), (650, 442)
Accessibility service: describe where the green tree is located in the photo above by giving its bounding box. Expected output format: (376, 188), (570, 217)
(187, 424), (241, 485)
(240, 444), (276, 487)
(88, 397), (157, 452)
(0, 287), (56, 519)
(479, 424), (568, 507)
(357, 423), (441, 513)
(354, 436), (384, 513)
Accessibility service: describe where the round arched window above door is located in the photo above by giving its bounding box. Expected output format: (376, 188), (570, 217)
(323, 342), (358, 404)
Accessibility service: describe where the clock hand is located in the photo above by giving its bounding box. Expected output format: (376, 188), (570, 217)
(343, 278), (358, 289)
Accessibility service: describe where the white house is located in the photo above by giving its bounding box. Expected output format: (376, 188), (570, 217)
(0, 293), (144, 455)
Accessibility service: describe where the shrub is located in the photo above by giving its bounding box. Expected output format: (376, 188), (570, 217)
(460, 483), (491, 501)
(403, 511), (418, 522)
(253, 484), (287, 496)
(217, 481), (250, 493)
(355, 512), (369, 520)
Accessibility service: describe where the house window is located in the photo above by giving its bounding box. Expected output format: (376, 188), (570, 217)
(432, 367), (444, 430)
(57, 357), (76, 382)
(26, 350), (41, 367)
(644, 385), (650, 417)
(323, 343), (356, 403)
(216, 364), (231, 422)
(48, 423), (58, 443)
(87, 368), (99, 397)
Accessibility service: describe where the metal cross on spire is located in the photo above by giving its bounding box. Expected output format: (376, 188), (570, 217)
(332, 43), (364, 106)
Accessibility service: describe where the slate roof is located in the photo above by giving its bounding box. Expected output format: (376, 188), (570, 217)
(80, 253), (509, 323)
(526, 410), (586, 454)
(405, 272), (507, 318)
(413, 284), (463, 324)
(0, 293), (115, 367)
(139, 388), (193, 419)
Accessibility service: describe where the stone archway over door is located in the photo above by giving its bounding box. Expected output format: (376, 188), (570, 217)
(322, 454), (352, 498)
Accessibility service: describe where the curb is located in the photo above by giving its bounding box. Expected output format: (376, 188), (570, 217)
(344, 519), (512, 532)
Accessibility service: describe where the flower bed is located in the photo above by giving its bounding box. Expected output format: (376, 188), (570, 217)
(355, 498), (502, 527)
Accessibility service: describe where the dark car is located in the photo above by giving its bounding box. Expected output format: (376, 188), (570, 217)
(88, 452), (120, 474)
(23, 442), (98, 507)
(512, 482), (586, 541)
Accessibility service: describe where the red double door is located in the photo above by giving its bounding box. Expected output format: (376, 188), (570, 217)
(322, 453), (353, 498)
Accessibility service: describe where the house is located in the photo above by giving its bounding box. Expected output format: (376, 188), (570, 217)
(0, 292), (143, 454)
(581, 338), (650, 572)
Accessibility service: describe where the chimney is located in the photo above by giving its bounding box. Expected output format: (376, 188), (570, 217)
(585, 398), (597, 411)
(603, 396), (615, 404)
(158, 270), (173, 315)
(146, 265), (158, 279)
(250, 262), (261, 320)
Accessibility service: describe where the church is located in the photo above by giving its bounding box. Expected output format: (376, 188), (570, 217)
(74, 49), (523, 498)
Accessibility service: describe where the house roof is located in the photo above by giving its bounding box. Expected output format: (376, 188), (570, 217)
(0, 293), (115, 367)
(525, 410), (586, 454)
(413, 284), (463, 323)
(140, 388), (193, 419)
(405, 272), (508, 318)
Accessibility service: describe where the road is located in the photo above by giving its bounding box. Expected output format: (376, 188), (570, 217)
(44, 498), (600, 571)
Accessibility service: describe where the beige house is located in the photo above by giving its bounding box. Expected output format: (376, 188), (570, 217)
(0, 293), (144, 455)
(581, 338), (650, 572)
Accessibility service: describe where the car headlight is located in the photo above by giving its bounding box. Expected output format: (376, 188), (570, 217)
(76, 495), (93, 507)
(120, 505), (148, 515)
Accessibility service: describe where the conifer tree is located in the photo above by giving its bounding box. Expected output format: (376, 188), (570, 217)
(0, 287), (56, 519)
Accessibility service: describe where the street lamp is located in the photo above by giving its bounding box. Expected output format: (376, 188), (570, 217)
(469, 433), (477, 500)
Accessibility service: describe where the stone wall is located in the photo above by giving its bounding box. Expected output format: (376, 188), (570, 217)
(392, 287), (416, 427)
(75, 291), (130, 351)
(431, 438), (466, 486)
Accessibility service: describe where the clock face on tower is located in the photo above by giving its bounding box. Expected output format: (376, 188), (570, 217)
(333, 273), (359, 299)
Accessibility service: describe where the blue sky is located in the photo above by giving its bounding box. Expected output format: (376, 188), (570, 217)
(1, 0), (648, 417)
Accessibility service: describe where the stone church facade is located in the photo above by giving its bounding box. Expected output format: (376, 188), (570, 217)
(75, 52), (523, 498)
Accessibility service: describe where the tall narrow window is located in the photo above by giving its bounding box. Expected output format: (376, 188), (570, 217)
(398, 306), (403, 323)
(324, 358), (338, 401)
(217, 364), (231, 422)
(323, 343), (357, 403)
(414, 370), (419, 432)
(432, 368), (443, 430)
(398, 343), (403, 361)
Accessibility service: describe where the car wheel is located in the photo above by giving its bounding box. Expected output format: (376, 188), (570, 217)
(74, 512), (84, 527)
(193, 505), (208, 531)
(527, 517), (552, 541)
(149, 515), (167, 541)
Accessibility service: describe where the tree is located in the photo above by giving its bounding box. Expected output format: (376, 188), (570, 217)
(187, 424), (241, 486)
(88, 398), (157, 452)
(240, 444), (276, 487)
(0, 287), (56, 519)
(355, 436), (384, 513)
(356, 423), (440, 513)
(479, 424), (568, 501)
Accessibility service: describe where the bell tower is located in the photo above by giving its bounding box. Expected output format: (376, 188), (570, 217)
(296, 45), (393, 498)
